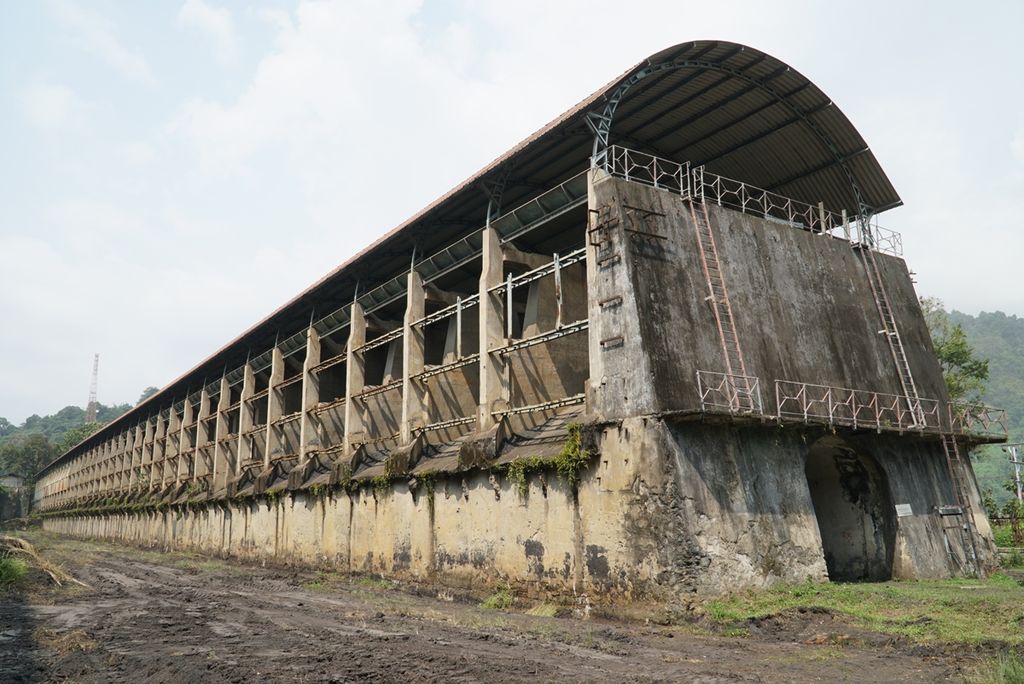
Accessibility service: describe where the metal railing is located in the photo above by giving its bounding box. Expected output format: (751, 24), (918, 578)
(599, 145), (903, 258)
(949, 402), (1009, 438)
(774, 380), (942, 432)
(604, 146), (690, 195)
(696, 371), (764, 415)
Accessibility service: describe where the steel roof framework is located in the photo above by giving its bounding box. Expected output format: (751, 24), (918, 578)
(41, 40), (902, 476)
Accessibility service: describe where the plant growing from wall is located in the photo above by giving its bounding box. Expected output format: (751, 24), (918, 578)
(553, 424), (590, 486)
(503, 423), (592, 499)
(506, 457), (545, 498)
(415, 470), (437, 496)
(371, 475), (391, 499)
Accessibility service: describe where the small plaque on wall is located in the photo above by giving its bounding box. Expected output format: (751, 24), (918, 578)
(895, 503), (913, 517)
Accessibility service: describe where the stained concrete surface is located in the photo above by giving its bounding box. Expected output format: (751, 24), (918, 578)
(2, 532), (967, 683)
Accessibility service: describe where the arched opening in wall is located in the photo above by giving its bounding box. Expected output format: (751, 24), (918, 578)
(805, 437), (896, 581)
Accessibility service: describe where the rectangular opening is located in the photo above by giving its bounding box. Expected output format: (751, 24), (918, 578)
(320, 362), (346, 403)
(282, 381), (302, 415)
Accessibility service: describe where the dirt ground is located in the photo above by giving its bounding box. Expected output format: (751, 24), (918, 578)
(1, 532), (977, 683)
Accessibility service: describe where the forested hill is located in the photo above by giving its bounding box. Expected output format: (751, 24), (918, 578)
(949, 311), (1024, 437)
(0, 388), (158, 487)
(950, 310), (1024, 505)
(0, 403), (131, 449)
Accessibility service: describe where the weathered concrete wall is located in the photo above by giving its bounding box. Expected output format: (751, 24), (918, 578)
(587, 171), (949, 420)
(44, 416), (987, 598)
(39, 167), (996, 599)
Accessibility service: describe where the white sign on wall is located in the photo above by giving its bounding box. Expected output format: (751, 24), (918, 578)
(895, 503), (913, 517)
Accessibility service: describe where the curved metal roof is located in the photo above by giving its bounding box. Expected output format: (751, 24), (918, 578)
(41, 40), (900, 475)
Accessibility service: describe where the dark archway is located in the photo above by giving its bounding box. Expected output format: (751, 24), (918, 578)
(805, 437), (896, 581)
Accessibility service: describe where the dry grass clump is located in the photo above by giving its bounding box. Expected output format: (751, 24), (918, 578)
(33, 628), (97, 655)
(1, 535), (89, 589)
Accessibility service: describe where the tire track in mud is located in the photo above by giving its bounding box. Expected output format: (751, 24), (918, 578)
(6, 543), (964, 683)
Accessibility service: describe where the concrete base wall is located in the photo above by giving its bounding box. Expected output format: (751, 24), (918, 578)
(43, 418), (990, 600)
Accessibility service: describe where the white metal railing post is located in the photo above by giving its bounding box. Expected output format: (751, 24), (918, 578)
(505, 272), (513, 340)
(455, 296), (463, 358)
(553, 252), (563, 329)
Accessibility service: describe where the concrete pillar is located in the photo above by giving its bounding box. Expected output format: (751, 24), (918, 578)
(299, 326), (322, 461)
(195, 389), (212, 480)
(401, 272), (427, 443)
(212, 376), (231, 493)
(164, 407), (180, 487)
(478, 227), (507, 428)
(152, 414), (166, 489)
(237, 363), (255, 467)
(128, 424), (143, 489)
(142, 418), (155, 488)
(264, 347), (284, 466)
(344, 303), (367, 454)
(117, 432), (129, 491)
(177, 400), (194, 483)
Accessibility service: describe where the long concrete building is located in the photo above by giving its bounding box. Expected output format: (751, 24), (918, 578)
(35, 41), (1007, 598)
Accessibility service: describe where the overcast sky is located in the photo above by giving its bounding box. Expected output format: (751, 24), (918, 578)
(1, 0), (1021, 423)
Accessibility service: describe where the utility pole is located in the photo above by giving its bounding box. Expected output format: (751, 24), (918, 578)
(85, 354), (99, 424)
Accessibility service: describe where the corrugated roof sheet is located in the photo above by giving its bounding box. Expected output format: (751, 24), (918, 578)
(41, 40), (901, 475)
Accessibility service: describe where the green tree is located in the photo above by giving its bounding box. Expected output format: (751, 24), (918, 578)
(56, 422), (104, 454)
(137, 386), (159, 405)
(920, 297), (990, 400)
(0, 434), (57, 487)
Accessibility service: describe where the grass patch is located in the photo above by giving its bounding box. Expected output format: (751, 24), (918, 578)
(302, 579), (331, 593)
(481, 581), (514, 610)
(706, 574), (1024, 645)
(0, 555), (28, 586)
(354, 576), (392, 590)
(970, 653), (1024, 684)
(175, 558), (229, 573)
(1001, 548), (1024, 569)
(525, 602), (559, 618)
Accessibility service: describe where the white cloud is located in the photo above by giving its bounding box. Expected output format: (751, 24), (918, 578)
(20, 83), (87, 130)
(47, 0), (154, 83)
(169, 0), (501, 227)
(177, 0), (240, 66)
(117, 142), (157, 167)
(1011, 125), (1024, 165)
(4, 0), (1024, 424)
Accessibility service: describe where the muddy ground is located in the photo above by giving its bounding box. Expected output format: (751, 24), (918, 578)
(1, 533), (976, 683)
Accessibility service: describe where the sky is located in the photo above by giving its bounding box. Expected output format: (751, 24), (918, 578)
(0, 0), (1022, 423)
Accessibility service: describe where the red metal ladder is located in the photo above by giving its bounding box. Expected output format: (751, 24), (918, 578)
(939, 433), (981, 575)
(687, 194), (754, 413)
(853, 226), (924, 424)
